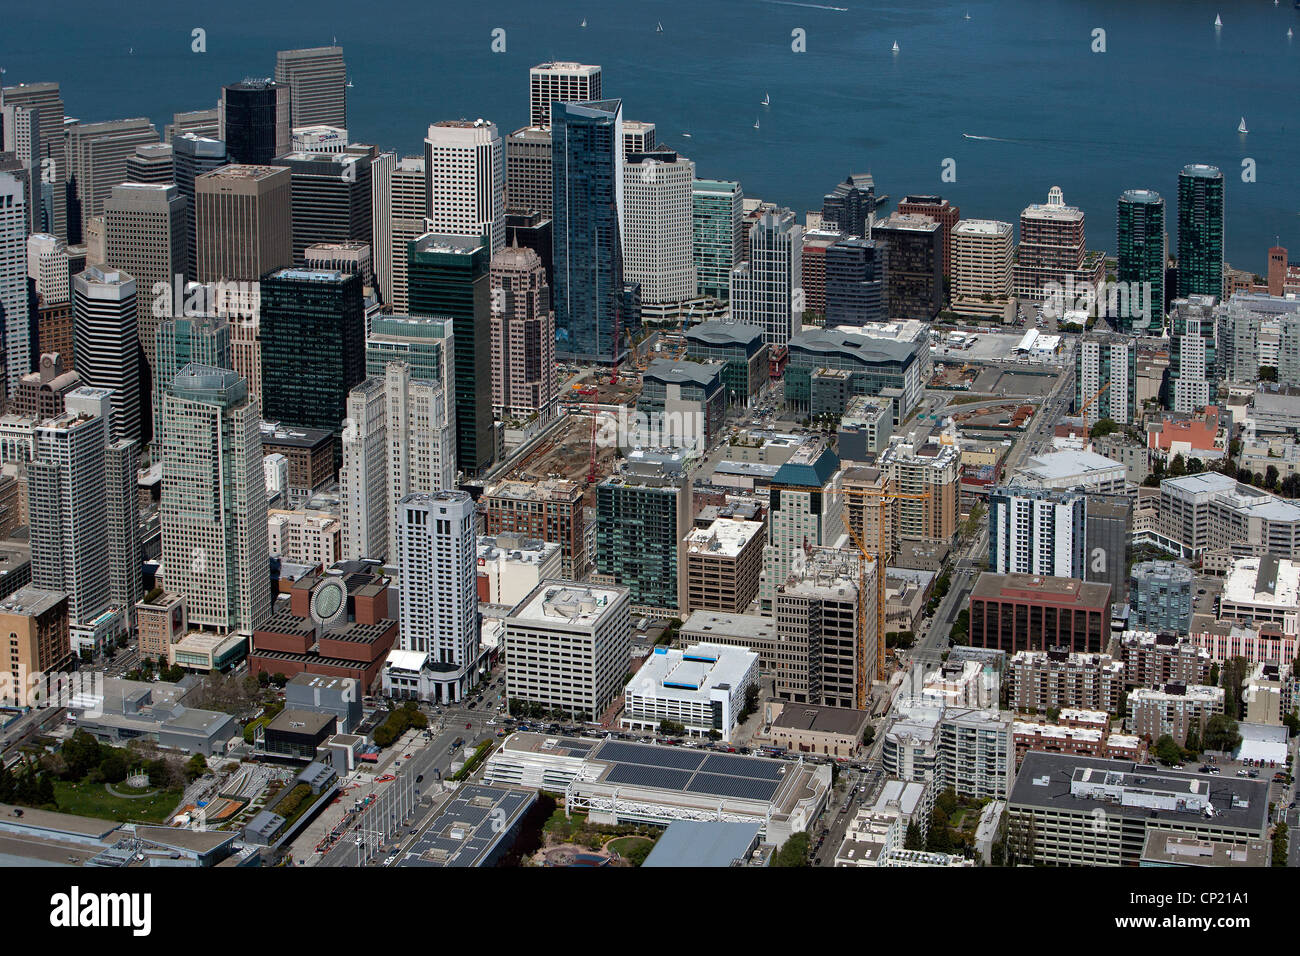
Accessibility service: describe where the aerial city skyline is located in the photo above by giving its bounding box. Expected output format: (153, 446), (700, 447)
(0, 3), (1296, 916)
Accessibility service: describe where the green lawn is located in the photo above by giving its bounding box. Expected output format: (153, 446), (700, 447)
(606, 835), (654, 861)
(52, 780), (183, 825)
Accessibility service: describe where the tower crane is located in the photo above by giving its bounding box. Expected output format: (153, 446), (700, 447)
(841, 485), (932, 711)
(1078, 383), (1110, 442)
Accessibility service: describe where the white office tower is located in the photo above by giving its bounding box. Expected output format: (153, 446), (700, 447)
(72, 266), (141, 445)
(384, 362), (456, 560)
(103, 183), (186, 380)
(340, 376), (389, 561)
(396, 490), (480, 703)
(387, 157), (427, 313)
(160, 364), (271, 635)
(275, 46), (347, 128)
(987, 487), (1087, 579)
(27, 233), (69, 304)
(621, 150), (696, 305)
(0, 172), (30, 393)
(529, 62), (602, 127)
(28, 388), (133, 653)
(370, 151), (396, 305)
(423, 120), (504, 255)
(730, 207), (803, 348)
(64, 387), (141, 628)
(2, 103), (42, 232)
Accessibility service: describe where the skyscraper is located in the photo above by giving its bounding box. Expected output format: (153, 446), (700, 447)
(1076, 332), (1137, 426)
(692, 179), (743, 301)
(950, 219), (1014, 315)
(64, 117), (160, 239)
(1176, 164), (1225, 299)
(160, 364), (270, 635)
(761, 442), (842, 613)
(194, 164), (293, 403)
(219, 80), (290, 165)
(172, 134), (228, 281)
(125, 143), (174, 185)
(621, 149), (696, 306)
(270, 150), (371, 263)
(103, 183), (186, 398)
(370, 150), (396, 306)
(505, 125), (552, 217)
(988, 487), (1087, 579)
(896, 195), (960, 284)
(1012, 186), (1103, 304)
(259, 268), (366, 450)
(383, 362), (456, 560)
(275, 46), (347, 129)
(0, 172), (30, 392)
(528, 62), (602, 128)
(821, 173), (881, 239)
(340, 376), (388, 561)
(153, 312), (231, 447)
(490, 244), (556, 423)
(824, 237), (888, 326)
(551, 99), (625, 363)
(384, 156), (427, 313)
(1167, 295), (1218, 412)
(395, 490), (480, 703)
(72, 266), (142, 445)
(2, 101), (43, 233)
(729, 207), (802, 348)
(408, 232), (492, 476)
(424, 120), (504, 255)
(2, 82), (67, 241)
(871, 213), (944, 321)
(1116, 189), (1166, 333)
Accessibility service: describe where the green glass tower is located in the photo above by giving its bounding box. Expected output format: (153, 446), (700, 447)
(1115, 189), (1165, 333)
(1176, 164), (1224, 299)
(407, 233), (492, 476)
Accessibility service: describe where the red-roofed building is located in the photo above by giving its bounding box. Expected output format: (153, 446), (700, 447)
(1146, 405), (1227, 461)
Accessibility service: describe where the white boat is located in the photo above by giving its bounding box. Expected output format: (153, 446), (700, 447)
(892, 40), (900, 52)
(964, 10), (971, 19)
(753, 117), (760, 130)
(681, 132), (692, 138)
(580, 18), (587, 27)
(1289, 28), (1295, 38)
(346, 79), (354, 89)
(761, 92), (770, 107)
(1214, 13), (1222, 28)
(1238, 116), (1248, 134)
(657, 21), (664, 32)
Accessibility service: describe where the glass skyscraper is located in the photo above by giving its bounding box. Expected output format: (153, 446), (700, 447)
(1115, 188), (1165, 332)
(551, 99), (625, 363)
(1176, 164), (1224, 298)
(259, 268), (366, 453)
(407, 233), (492, 476)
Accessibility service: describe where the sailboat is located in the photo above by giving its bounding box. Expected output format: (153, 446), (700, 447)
(964, 10), (971, 19)
(580, 18), (587, 27)
(753, 116), (760, 130)
(761, 92), (770, 107)
(1238, 116), (1248, 134)
(892, 40), (900, 52)
(346, 78), (354, 89)
(1289, 27), (1295, 38)
(656, 21), (664, 33)
(1214, 13), (1222, 28)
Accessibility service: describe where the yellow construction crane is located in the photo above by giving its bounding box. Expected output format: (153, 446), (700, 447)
(842, 485), (932, 711)
(1078, 383), (1110, 442)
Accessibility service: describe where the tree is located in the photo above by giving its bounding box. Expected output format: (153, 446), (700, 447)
(1090, 418), (1120, 439)
(1203, 714), (1242, 753)
(1155, 734), (1184, 766)
(1184, 725), (1201, 755)
(184, 754), (209, 782)
(1273, 821), (1288, 867)
(861, 725), (875, 746)
(772, 831), (810, 867)
(904, 821), (924, 850)
(1259, 365), (1279, 383)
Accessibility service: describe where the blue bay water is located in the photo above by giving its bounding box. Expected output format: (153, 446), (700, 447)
(4, 0), (1297, 269)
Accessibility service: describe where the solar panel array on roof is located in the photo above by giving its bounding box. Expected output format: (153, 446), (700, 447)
(595, 741), (706, 771)
(590, 740), (787, 802)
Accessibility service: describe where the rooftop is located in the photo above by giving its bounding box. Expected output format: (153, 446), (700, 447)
(642, 820), (761, 867)
(509, 581), (627, 628)
(683, 519), (764, 558)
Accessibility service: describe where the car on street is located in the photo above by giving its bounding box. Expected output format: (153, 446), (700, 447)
(465, 722), (472, 729)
